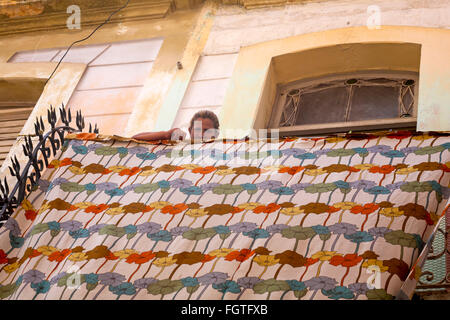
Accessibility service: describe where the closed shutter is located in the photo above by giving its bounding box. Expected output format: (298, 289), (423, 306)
(0, 105), (34, 166)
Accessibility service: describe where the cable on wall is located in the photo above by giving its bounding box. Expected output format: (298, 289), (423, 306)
(44, 0), (131, 85)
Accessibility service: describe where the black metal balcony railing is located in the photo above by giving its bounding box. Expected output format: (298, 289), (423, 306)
(415, 212), (450, 298)
(0, 105), (98, 225)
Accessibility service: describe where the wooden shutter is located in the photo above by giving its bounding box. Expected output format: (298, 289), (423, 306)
(0, 105), (34, 166)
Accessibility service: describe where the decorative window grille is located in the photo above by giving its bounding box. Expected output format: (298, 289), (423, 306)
(270, 72), (418, 134)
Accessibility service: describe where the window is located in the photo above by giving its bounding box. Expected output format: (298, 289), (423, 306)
(269, 71), (418, 135)
(0, 77), (45, 169)
(0, 103), (34, 167)
(8, 38), (164, 136)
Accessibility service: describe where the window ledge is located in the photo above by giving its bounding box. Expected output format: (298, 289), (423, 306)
(273, 117), (417, 136)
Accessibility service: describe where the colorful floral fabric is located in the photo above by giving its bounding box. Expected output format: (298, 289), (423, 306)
(0, 131), (449, 300)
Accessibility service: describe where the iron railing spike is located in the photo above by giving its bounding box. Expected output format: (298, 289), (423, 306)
(75, 113), (78, 128)
(0, 104), (97, 226)
(40, 116), (44, 132)
(27, 136), (34, 151)
(3, 177), (9, 193)
(0, 180), (5, 197)
(61, 106), (70, 127)
(59, 107), (65, 124)
(76, 110), (82, 131)
(13, 156), (20, 176)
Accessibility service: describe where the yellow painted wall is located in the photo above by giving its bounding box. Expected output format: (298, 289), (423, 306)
(0, 7), (205, 136)
(1, 8), (449, 157)
(0, 6), (208, 179)
(219, 26), (450, 138)
(129, 1), (218, 135)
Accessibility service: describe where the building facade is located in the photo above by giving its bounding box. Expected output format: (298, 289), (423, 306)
(0, 0), (449, 298)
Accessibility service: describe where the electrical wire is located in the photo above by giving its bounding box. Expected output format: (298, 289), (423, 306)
(45, 0), (131, 85)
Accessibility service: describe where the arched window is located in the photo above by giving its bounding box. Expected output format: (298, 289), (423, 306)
(269, 70), (418, 135)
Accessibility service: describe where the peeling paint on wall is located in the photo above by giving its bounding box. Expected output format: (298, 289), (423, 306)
(0, 1), (44, 18)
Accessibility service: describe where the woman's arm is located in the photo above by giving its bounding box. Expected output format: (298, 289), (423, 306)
(132, 128), (186, 141)
(132, 131), (170, 141)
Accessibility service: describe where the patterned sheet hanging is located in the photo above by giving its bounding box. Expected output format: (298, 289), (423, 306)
(0, 130), (449, 300)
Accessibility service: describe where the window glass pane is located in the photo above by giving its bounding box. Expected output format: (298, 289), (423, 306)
(348, 85), (399, 121)
(275, 73), (418, 131)
(295, 87), (348, 125)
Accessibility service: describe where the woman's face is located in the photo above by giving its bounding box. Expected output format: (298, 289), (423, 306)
(189, 117), (218, 141)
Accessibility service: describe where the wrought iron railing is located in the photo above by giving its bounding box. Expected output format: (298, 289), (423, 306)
(0, 105), (97, 225)
(415, 209), (450, 298)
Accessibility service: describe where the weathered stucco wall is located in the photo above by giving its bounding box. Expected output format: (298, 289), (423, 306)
(218, 26), (450, 137)
(192, 0), (450, 136)
(168, 52), (238, 133)
(0, 6), (204, 137)
(0, 5), (204, 179)
(8, 38), (165, 135)
(0, 0), (449, 152)
(204, 0), (450, 54)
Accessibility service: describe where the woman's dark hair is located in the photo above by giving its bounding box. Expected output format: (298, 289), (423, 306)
(189, 110), (220, 131)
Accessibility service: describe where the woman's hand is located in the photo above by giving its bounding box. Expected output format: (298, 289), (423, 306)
(166, 128), (186, 141)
